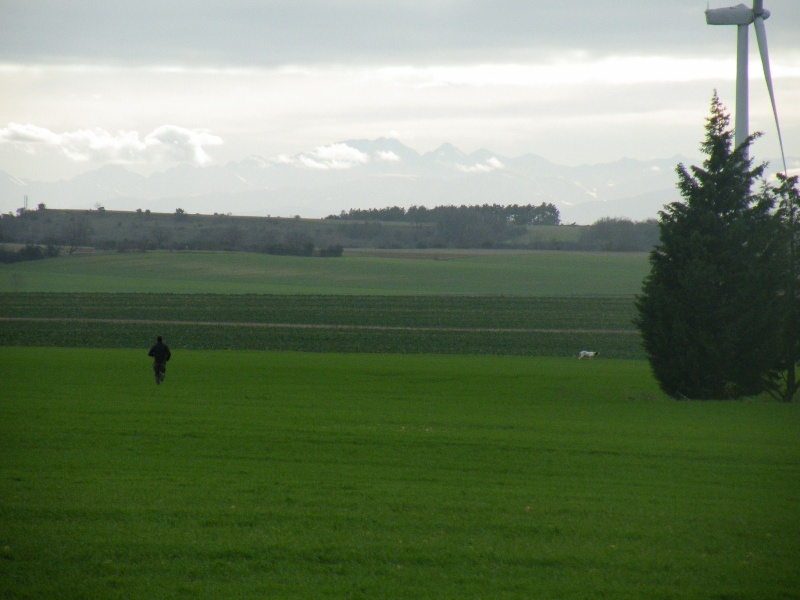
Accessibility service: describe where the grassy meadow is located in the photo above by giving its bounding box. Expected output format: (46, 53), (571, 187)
(2, 250), (799, 598)
(0, 250), (649, 295)
(2, 348), (799, 599)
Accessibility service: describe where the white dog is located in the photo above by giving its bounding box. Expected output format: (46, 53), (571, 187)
(578, 350), (598, 359)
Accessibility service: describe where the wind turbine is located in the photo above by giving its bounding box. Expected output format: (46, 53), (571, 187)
(705, 1), (787, 173)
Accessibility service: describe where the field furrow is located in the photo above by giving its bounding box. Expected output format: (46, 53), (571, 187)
(0, 316), (639, 335)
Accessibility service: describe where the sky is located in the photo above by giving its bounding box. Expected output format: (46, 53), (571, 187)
(1, 0), (799, 191)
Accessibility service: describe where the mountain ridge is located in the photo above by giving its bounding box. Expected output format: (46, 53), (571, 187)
(0, 138), (737, 223)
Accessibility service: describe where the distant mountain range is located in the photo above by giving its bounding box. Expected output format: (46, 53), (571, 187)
(2, 137), (787, 224)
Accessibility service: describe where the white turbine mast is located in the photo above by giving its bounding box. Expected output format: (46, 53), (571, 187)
(705, 1), (787, 173)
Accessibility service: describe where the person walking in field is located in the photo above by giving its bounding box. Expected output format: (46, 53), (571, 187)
(148, 336), (171, 384)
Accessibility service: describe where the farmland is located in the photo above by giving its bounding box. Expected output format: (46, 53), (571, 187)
(2, 250), (799, 598)
(0, 293), (641, 358)
(0, 249), (649, 295)
(0, 250), (647, 357)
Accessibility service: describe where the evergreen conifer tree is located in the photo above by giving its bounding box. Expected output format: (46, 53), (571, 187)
(768, 173), (800, 401)
(636, 93), (779, 399)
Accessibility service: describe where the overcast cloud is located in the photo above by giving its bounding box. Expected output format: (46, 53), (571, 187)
(0, 0), (798, 212)
(1, 1), (735, 66)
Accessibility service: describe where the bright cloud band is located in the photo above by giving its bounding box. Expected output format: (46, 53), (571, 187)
(0, 123), (223, 166)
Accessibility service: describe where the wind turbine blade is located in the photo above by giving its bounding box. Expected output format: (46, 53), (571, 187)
(754, 15), (788, 173)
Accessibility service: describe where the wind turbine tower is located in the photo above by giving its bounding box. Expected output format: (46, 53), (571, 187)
(705, 1), (787, 172)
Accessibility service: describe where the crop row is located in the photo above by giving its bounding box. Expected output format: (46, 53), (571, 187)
(0, 293), (637, 330)
(0, 293), (643, 358)
(0, 320), (642, 358)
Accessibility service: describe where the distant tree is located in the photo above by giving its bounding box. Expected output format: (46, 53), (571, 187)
(62, 215), (94, 254)
(0, 242), (57, 262)
(328, 203), (560, 228)
(434, 206), (508, 248)
(508, 203), (560, 226)
(220, 224), (244, 251)
(406, 205), (430, 222)
(579, 218), (659, 251)
(37, 203), (46, 211)
(150, 225), (172, 249)
(18, 244), (45, 260)
(318, 244), (344, 257)
(636, 93), (780, 399)
(174, 208), (187, 221)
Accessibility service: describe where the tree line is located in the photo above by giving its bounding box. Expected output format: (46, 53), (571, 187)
(328, 202), (560, 226)
(327, 202), (561, 249)
(636, 93), (800, 402)
(1, 203), (661, 253)
(0, 243), (60, 263)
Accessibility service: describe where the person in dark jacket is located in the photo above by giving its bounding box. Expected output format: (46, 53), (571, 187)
(148, 336), (171, 384)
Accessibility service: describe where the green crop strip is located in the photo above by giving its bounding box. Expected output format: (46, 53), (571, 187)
(0, 250), (649, 295)
(0, 293), (642, 358)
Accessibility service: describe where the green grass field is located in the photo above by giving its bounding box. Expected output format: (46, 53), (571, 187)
(2, 348), (799, 599)
(0, 250), (649, 295)
(3, 251), (798, 598)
